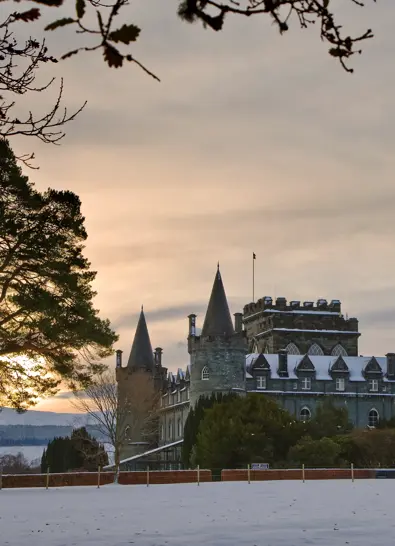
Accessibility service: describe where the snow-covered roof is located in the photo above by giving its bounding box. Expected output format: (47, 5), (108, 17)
(245, 354), (389, 382)
(106, 440), (184, 468)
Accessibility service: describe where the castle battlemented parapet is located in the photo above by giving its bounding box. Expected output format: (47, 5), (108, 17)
(243, 296), (359, 356)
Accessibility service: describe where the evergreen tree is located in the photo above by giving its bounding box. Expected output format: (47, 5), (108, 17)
(70, 427), (108, 471)
(182, 392), (236, 467)
(0, 140), (118, 410)
(40, 429), (108, 473)
(307, 400), (353, 439)
(288, 436), (343, 468)
(194, 394), (301, 469)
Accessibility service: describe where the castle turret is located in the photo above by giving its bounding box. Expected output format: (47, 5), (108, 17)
(127, 306), (155, 372)
(189, 265), (247, 407)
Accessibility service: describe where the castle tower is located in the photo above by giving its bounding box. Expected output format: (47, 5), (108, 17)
(188, 265), (247, 408)
(116, 307), (165, 461)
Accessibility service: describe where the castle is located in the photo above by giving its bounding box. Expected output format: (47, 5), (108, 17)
(116, 266), (395, 469)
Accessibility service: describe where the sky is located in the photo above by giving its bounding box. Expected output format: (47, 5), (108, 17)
(8, 1), (395, 412)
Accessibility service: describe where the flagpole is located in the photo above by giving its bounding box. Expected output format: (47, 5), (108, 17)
(252, 252), (255, 303)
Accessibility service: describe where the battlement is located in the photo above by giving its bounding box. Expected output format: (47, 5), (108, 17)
(244, 297), (343, 320)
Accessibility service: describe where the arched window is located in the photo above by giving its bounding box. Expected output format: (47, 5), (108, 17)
(201, 366), (210, 380)
(300, 407), (311, 422)
(331, 344), (348, 357)
(285, 342), (300, 355)
(307, 343), (324, 356)
(368, 408), (379, 428)
(168, 421), (173, 439)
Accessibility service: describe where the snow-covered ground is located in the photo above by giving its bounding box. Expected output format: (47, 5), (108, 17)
(0, 480), (394, 546)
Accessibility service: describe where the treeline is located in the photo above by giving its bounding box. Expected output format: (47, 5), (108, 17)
(0, 425), (106, 445)
(183, 394), (395, 470)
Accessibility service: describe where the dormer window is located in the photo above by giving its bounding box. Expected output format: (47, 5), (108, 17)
(177, 390), (181, 403)
(301, 377), (311, 390)
(256, 376), (267, 390)
(201, 366), (210, 380)
(369, 379), (379, 392)
(335, 378), (345, 391)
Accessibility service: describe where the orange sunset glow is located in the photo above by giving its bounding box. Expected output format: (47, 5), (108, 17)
(11, 0), (394, 413)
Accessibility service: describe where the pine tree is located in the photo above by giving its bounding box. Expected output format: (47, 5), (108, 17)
(40, 429), (108, 473)
(182, 392), (236, 467)
(0, 139), (118, 410)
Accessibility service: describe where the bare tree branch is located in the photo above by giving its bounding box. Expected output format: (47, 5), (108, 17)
(72, 370), (159, 481)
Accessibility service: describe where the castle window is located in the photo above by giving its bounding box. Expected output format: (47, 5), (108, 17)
(335, 378), (345, 391)
(168, 422), (173, 440)
(368, 408), (379, 427)
(124, 425), (130, 440)
(177, 390), (180, 403)
(300, 407), (311, 422)
(187, 387), (190, 399)
(307, 343), (324, 356)
(369, 379), (379, 392)
(161, 424), (164, 440)
(301, 377), (311, 390)
(201, 366), (210, 380)
(256, 376), (266, 390)
(331, 344), (348, 357)
(285, 342), (300, 355)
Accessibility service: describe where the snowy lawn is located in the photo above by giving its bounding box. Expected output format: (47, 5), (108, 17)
(1, 480), (395, 546)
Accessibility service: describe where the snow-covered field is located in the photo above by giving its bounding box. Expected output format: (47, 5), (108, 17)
(1, 480), (394, 546)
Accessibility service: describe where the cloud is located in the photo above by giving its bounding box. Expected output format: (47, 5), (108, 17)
(11, 0), (395, 412)
(113, 303), (208, 330)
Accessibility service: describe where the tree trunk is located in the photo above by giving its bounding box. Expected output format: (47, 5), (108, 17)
(114, 447), (120, 484)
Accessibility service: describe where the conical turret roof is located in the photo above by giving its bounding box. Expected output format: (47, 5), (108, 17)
(127, 307), (155, 370)
(201, 266), (235, 337)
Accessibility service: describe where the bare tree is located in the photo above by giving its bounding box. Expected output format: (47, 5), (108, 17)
(0, 8), (86, 165)
(72, 369), (160, 481)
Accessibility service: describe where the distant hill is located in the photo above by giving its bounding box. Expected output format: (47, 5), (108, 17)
(0, 408), (90, 427)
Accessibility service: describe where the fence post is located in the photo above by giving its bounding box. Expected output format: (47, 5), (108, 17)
(351, 463), (354, 483)
(247, 464), (251, 484)
(302, 464), (305, 483)
(98, 466), (101, 489)
(197, 465), (200, 486)
(146, 465), (150, 487)
(46, 467), (50, 490)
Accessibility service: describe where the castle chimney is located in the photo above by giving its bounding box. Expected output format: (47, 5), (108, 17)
(115, 349), (123, 368)
(278, 349), (288, 378)
(234, 312), (243, 333)
(386, 353), (395, 379)
(154, 347), (163, 367)
(188, 314), (197, 336)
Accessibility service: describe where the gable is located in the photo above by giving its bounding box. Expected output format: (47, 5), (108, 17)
(364, 357), (383, 375)
(296, 355), (315, 372)
(251, 353), (270, 371)
(330, 356), (349, 373)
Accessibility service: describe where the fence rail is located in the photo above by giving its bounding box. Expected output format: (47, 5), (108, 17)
(1, 466), (394, 489)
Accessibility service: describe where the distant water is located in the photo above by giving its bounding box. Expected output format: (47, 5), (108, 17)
(0, 444), (114, 467)
(0, 445), (45, 465)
